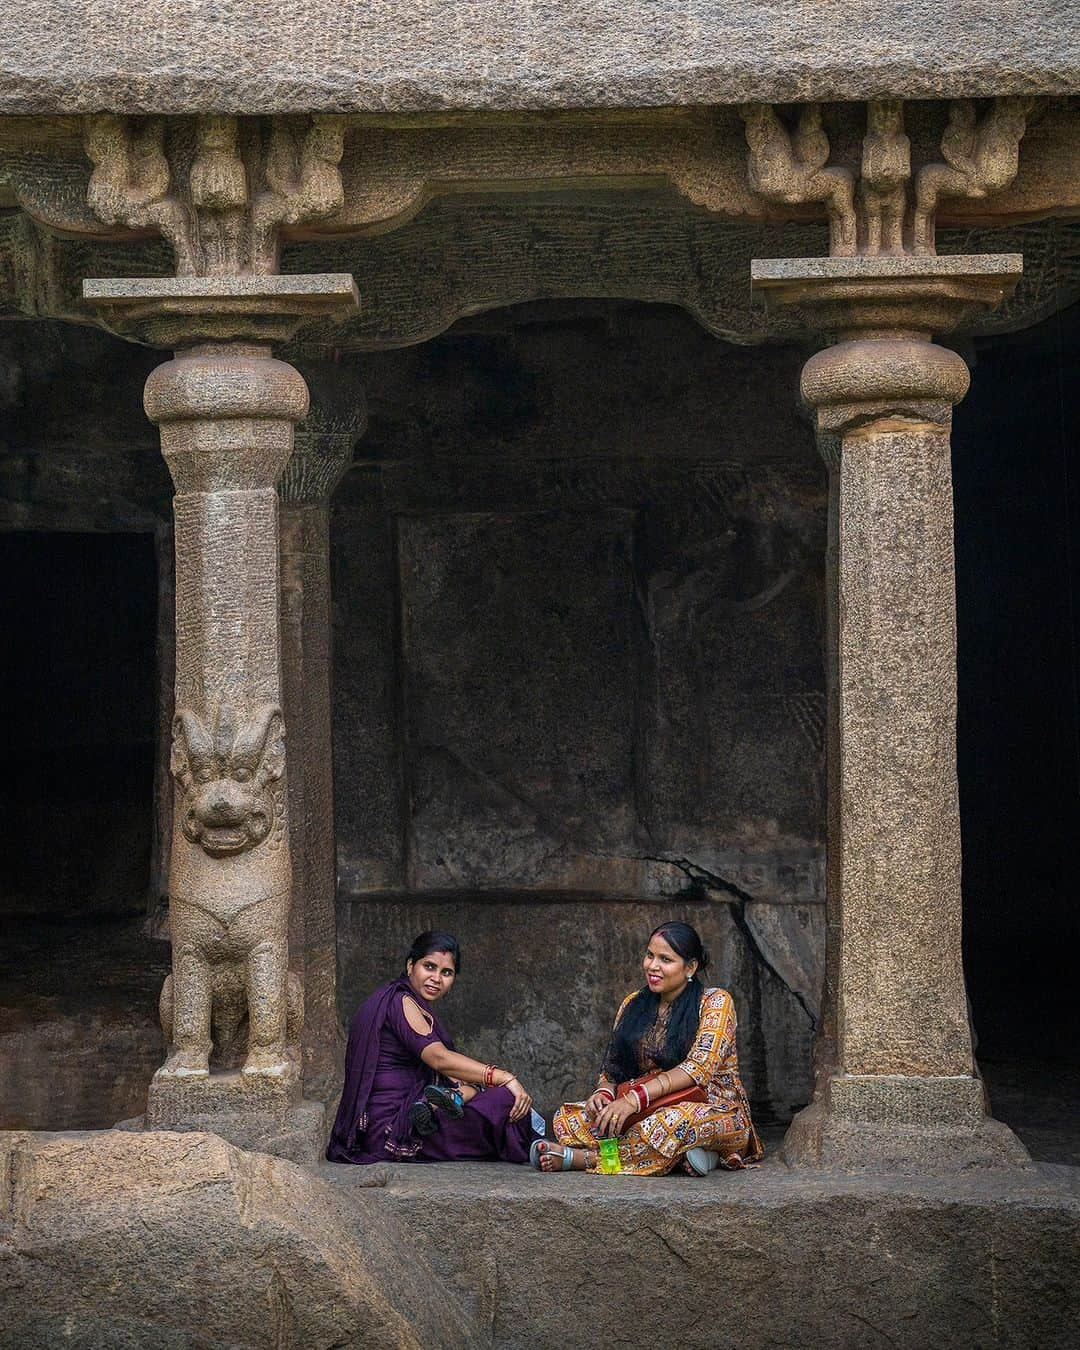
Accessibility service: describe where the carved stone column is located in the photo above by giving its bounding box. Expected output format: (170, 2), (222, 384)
(279, 361), (367, 1102)
(752, 255), (1030, 1171)
(84, 275), (357, 1161)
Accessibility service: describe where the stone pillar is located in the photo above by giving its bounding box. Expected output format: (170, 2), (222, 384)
(83, 275), (358, 1161)
(279, 361), (367, 1102)
(752, 256), (1030, 1171)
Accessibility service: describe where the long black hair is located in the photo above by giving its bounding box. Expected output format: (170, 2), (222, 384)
(602, 922), (709, 1083)
(405, 930), (462, 974)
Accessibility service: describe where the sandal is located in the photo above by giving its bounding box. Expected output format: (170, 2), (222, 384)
(408, 1100), (438, 1137)
(423, 1083), (465, 1118)
(684, 1147), (720, 1176)
(529, 1139), (574, 1171)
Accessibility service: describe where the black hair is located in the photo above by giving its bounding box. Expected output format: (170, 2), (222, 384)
(602, 922), (710, 1084)
(406, 931), (462, 974)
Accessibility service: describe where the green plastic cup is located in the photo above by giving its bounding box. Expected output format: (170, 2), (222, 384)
(597, 1137), (622, 1174)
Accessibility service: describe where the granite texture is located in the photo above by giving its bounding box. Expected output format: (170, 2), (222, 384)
(3, 1130), (1077, 1348)
(0, 1129), (469, 1347)
(325, 1160), (1080, 1348)
(0, 3), (1076, 114)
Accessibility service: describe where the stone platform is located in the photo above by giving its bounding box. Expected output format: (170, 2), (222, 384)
(1, 1127), (1077, 1348)
(327, 1156), (1080, 1349)
(2, 1128), (1080, 1350)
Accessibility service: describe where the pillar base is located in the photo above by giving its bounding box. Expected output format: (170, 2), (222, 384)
(141, 1068), (325, 1165)
(782, 1074), (1031, 1173)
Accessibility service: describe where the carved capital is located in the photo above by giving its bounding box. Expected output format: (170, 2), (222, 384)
(751, 254), (1021, 439)
(742, 99), (1034, 259)
(81, 113), (347, 277)
(82, 272), (358, 348)
(800, 339), (970, 437)
(750, 254), (1022, 343)
(142, 342), (309, 492)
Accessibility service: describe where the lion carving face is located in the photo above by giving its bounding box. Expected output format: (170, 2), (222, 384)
(170, 702), (285, 857)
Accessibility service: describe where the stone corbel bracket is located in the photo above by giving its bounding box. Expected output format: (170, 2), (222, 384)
(4, 101), (1074, 255)
(740, 98), (1041, 259)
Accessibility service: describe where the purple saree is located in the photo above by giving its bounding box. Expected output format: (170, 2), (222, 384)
(326, 975), (538, 1165)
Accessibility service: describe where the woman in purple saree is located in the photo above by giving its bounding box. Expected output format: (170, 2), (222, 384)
(327, 931), (541, 1165)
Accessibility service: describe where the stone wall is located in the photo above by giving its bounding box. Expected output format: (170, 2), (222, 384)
(332, 304), (826, 1118)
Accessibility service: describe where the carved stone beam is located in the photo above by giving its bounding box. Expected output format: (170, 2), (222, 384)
(751, 254), (1030, 1173)
(278, 360), (368, 1102)
(82, 273), (358, 1160)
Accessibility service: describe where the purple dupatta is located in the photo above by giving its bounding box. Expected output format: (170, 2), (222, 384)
(326, 974), (455, 1161)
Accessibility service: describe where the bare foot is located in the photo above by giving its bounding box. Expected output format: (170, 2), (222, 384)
(155, 1049), (209, 1080)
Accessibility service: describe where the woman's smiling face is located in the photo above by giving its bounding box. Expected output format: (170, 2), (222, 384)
(406, 950), (457, 1003)
(643, 932), (697, 1001)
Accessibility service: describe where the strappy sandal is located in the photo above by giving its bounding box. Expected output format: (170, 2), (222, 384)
(423, 1083), (465, 1118)
(529, 1139), (574, 1171)
(408, 1100), (438, 1136)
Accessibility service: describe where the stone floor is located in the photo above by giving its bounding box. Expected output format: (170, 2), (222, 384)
(318, 1153), (1080, 1348)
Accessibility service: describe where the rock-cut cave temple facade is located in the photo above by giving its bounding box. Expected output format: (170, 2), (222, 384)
(1, 4), (1079, 1347)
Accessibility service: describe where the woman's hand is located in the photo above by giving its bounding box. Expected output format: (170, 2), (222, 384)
(503, 1076), (533, 1123)
(592, 1092), (638, 1138)
(585, 1088), (614, 1121)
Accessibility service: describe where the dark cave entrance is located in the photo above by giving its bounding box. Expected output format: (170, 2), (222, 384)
(0, 530), (167, 1128)
(955, 301), (1080, 1149)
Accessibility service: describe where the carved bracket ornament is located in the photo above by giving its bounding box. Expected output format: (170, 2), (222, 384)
(84, 113), (346, 276)
(741, 97), (1035, 258)
(170, 701), (286, 857)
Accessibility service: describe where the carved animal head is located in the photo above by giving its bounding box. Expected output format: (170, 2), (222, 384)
(171, 702), (285, 857)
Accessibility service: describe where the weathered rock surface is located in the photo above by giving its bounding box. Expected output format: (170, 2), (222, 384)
(0, 1129), (472, 1348)
(326, 1159), (1080, 1350)
(3, 1129), (1076, 1349)
(0, 2), (1076, 114)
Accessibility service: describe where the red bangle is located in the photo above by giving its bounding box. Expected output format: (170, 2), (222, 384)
(630, 1084), (649, 1113)
(484, 1064), (496, 1087)
(596, 1086), (615, 1104)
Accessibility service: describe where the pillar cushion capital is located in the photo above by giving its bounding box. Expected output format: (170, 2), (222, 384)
(145, 349), (310, 427)
(144, 347), (310, 494)
(801, 338), (970, 433)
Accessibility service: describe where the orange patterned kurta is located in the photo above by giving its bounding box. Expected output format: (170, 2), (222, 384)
(553, 987), (763, 1176)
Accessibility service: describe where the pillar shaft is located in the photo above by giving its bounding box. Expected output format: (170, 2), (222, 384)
(146, 342), (307, 1087)
(751, 256), (1029, 1170)
(82, 273), (359, 1160)
(835, 415), (970, 1076)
